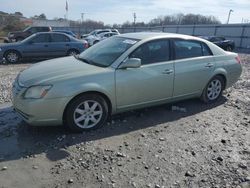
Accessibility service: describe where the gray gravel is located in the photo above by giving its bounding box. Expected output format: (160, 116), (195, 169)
(0, 55), (249, 188)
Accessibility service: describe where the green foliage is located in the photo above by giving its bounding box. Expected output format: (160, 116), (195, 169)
(0, 11), (26, 36)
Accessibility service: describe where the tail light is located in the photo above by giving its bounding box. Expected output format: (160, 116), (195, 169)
(235, 56), (241, 64)
(84, 42), (89, 49)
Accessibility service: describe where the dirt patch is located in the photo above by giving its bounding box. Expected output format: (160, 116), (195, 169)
(0, 55), (249, 188)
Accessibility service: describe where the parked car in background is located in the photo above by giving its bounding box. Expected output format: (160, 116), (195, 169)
(200, 36), (235, 51)
(53, 30), (77, 38)
(81, 29), (119, 39)
(85, 32), (119, 46)
(12, 33), (242, 132)
(0, 32), (88, 63)
(7, 26), (52, 42)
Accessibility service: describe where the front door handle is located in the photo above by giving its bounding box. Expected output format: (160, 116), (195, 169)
(162, 69), (173, 74)
(205, 63), (214, 68)
(44, 44), (48, 47)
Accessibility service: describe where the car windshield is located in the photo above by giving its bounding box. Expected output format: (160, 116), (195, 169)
(78, 37), (139, 67)
(23, 26), (31, 32)
(21, 33), (37, 43)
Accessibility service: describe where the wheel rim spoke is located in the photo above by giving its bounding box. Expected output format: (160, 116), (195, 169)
(91, 102), (98, 111)
(84, 102), (90, 110)
(75, 115), (85, 123)
(75, 108), (85, 115)
(83, 118), (90, 127)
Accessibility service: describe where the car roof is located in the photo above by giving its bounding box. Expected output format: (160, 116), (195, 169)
(119, 32), (203, 41)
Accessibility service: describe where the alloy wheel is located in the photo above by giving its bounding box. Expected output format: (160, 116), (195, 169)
(73, 100), (103, 129)
(7, 52), (19, 63)
(207, 79), (222, 100)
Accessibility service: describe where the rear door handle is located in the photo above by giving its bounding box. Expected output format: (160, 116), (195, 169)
(44, 44), (48, 47)
(162, 69), (173, 74)
(65, 44), (70, 46)
(205, 63), (214, 68)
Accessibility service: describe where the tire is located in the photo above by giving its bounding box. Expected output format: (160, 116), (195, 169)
(226, 45), (232, 51)
(67, 49), (79, 56)
(201, 75), (225, 103)
(65, 94), (109, 132)
(4, 50), (21, 64)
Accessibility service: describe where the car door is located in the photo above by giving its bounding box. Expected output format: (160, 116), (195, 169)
(50, 33), (71, 57)
(21, 33), (52, 58)
(173, 39), (215, 97)
(115, 39), (174, 109)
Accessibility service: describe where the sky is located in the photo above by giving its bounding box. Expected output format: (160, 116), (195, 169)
(1, 0), (250, 24)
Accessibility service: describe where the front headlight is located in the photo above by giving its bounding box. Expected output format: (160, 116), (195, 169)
(23, 85), (52, 99)
(9, 34), (14, 38)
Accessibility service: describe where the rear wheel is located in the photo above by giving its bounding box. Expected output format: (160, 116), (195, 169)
(67, 49), (79, 56)
(4, 50), (21, 63)
(65, 94), (108, 132)
(201, 75), (225, 103)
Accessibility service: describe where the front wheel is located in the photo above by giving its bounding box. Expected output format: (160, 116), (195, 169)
(65, 94), (109, 132)
(4, 51), (21, 63)
(201, 76), (225, 103)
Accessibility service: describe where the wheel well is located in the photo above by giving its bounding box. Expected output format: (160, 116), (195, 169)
(215, 74), (227, 90)
(63, 91), (112, 123)
(4, 49), (22, 58)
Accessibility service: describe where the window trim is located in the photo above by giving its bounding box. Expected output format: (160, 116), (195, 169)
(128, 39), (172, 66)
(172, 39), (213, 61)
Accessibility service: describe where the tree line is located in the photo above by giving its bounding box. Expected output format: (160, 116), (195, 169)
(0, 11), (221, 36)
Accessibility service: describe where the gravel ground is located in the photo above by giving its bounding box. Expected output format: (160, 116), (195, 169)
(0, 55), (249, 188)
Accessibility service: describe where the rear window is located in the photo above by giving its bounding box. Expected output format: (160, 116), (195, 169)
(174, 40), (212, 60)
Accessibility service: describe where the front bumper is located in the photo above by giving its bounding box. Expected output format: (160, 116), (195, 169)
(12, 81), (70, 126)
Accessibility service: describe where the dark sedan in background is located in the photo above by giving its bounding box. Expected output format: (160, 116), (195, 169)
(53, 30), (77, 38)
(0, 32), (88, 63)
(200, 36), (235, 51)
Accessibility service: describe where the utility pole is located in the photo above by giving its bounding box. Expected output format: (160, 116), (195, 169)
(81, 13), (85, 24)
(133, 12), (137, 32)
(227, 9), (233, 24)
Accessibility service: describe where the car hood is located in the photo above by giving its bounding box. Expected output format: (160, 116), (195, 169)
(18, 56), (108, 87)
(0, 42), (21, 48)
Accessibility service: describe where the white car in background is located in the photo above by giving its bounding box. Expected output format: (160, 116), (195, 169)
(85, 32), (119, 46)
(81, 29), (119, 39)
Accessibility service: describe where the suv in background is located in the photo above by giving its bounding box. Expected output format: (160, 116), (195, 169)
(7, 26), (52, 42)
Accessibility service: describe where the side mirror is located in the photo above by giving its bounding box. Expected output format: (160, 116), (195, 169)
(119, 58), (141, 69)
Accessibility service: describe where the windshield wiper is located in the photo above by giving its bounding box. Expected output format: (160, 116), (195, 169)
(74, 55), (91, 65)
(75, 55), (107, 67)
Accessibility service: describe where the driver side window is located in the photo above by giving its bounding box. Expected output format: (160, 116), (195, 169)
(130, 40), (170, 65)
